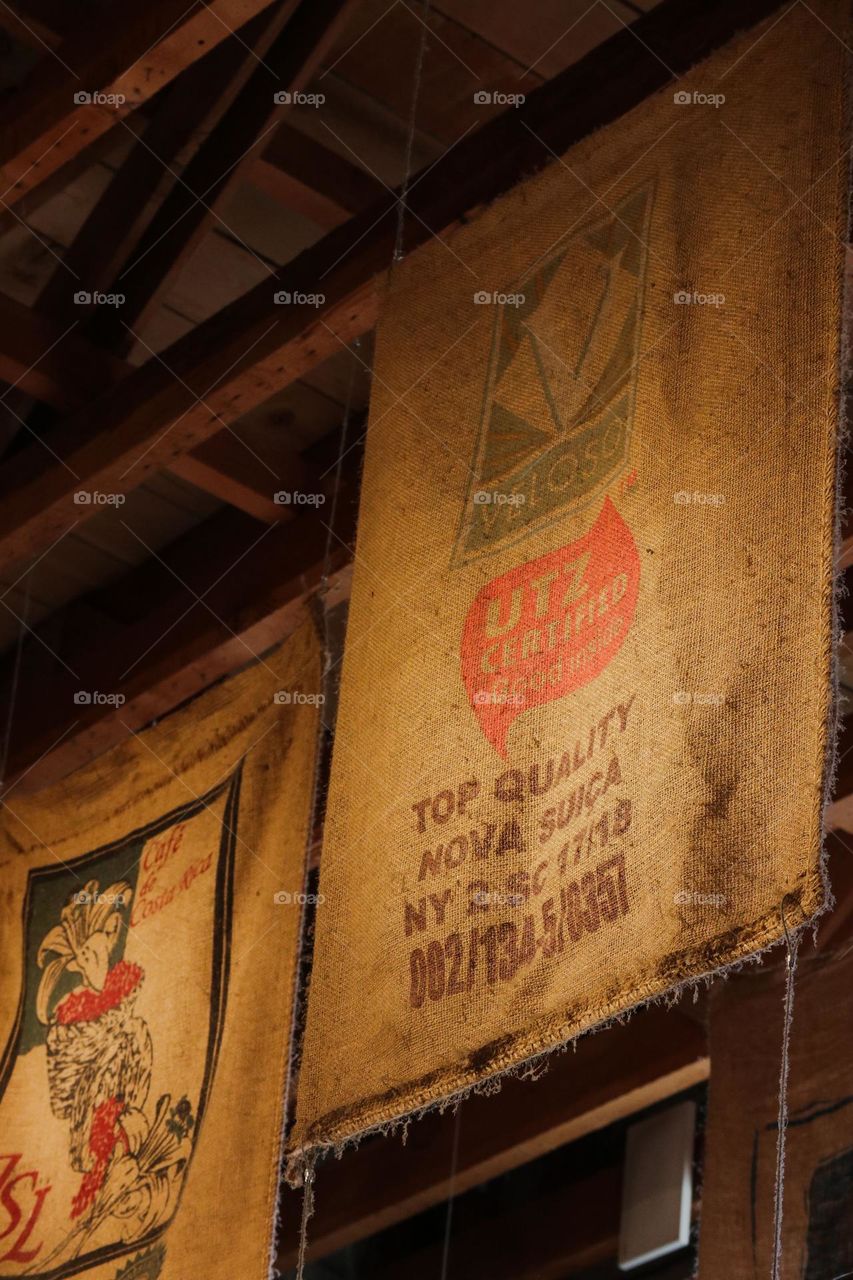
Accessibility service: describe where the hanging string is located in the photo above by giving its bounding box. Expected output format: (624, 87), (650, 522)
(320, 336), (361, 601)
(0, 572), (32, 797)
(439, 1103), (463, 1280)
(295, 12), (431, 1276)
(770, 901), (799, 1280)
(393, 0), (432, 264)
(289, 353), (358, 1280)
(295, 1159), (316, 1280)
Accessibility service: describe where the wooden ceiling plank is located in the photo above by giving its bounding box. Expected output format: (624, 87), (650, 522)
(276, 1005), (707, 1266)
(323, 0), (544, 144)
(0, 461), (357, 788)
(89, 0), (362, 352)
(0, 0), (281, 206)
(251, 122), (388, 228)
(434, 0), (643, 82)
(0, 122), (133, 240)
(34, 3), (290, 327)
(0, 0), (791, 575)
(0, 7), (338, 499)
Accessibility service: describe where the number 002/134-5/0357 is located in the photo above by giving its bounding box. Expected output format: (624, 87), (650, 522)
(409, 851), (631, 1008)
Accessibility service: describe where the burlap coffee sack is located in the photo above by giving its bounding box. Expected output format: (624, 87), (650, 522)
(293, 2), (848, 1155)
(0, 621), (321, 1279)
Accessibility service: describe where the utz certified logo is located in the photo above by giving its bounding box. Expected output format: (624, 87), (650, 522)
(453, 181), (654, 564)
(461, 497), (640, 756)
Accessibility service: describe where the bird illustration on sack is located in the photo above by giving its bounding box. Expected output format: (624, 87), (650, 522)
(25, 880), (195, 1272)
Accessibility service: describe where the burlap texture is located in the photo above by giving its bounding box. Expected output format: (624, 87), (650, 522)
(292, 3), (848, 1154)
(0, 621), (321, 1280)
(698, 946), (853, 1277)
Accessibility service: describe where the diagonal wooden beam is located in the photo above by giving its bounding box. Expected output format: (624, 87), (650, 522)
(0, 120), (132, 237)
(89, 0), (362, 352)
(0, 0), (790, 574)
(0, 487), (356, 791)
(34, 1), (294, 328)
(168, 419), (322, 522)
(0, 289), (316, 526)
(12, 4), (310, 505)
(0, 0), (281, 206)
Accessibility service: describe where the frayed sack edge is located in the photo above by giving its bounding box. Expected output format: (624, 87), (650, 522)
(284, 902), (811, 1191)
(821, 12), (853, 906)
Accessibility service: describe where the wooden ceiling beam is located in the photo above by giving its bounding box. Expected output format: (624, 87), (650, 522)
(0, 0), (791, 575)
(6, 6), (322, 497)
(89, 0), (361, 353)
(276, 1004), (707, 1266)
(0, 287), (322, 517)
(0, 477), (357, 791)
(0, 119), (134, 237)
(0, 286), (318, 515)
(34, 3), (290, 328)
(0, 0), (280, 206)
(168, 420), (323, 522)
(251, 123), (386, 228)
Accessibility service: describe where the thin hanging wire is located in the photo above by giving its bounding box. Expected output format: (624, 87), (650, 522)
(439, 1103), (463, 1280)
(771, 902), (799, 1280)
(0, 572), (32, 797)
(295, 11), (432, 1277)
(320, 336), (361, 599)
(289, 353), (358, 1280)
(295, 1159), (316, 1280)
(393, 0), (432, 264)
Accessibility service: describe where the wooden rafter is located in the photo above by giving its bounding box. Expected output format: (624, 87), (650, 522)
(0, 0), (280, 206)
(0, 487), (356, 790)
(0, 0), (789, 578)
(88, 0), (362, 352)
(168, 420), (321, 522)
(33, 2), (293, 328)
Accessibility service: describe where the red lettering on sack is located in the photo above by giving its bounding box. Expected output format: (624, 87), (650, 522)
(461, 497), (640, 755)
(0, 1154), (51, 1264)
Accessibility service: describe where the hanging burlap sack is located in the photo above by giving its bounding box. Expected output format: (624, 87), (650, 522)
(0, 621), (321, 1280)
(698, 945), (853, 1278)
(291, 0), (848, 1159)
